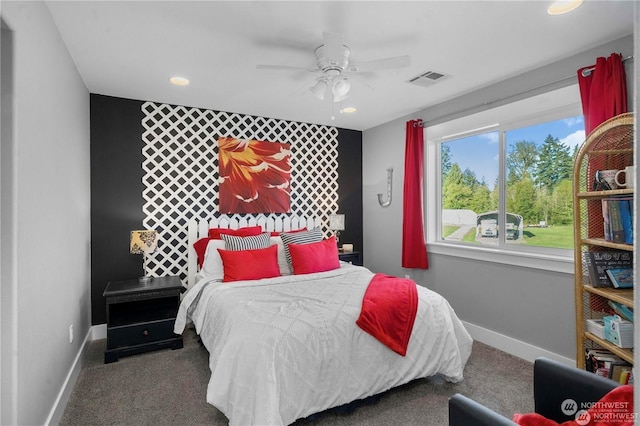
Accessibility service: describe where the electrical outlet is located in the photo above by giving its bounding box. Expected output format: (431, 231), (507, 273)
(404, 274), (410, 279)
(69, 324), (74, 344)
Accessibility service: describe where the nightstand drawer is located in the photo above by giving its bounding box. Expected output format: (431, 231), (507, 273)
(107, 318), (177, 349)
(338, 251), (362, 266)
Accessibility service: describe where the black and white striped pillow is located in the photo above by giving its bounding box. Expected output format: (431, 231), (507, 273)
(221, 232), (271, 251)
(280, 228), (323, 269)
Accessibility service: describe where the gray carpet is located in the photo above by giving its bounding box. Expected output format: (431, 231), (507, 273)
(60, 328), (534, 426)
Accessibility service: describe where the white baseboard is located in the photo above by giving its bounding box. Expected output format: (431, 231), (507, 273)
(45, 326), (94, 425)
(463, 320), (575, 366)
(92, 323), (107, 340)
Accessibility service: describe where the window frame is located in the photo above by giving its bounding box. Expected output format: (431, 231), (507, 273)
(425, 86), (584, 274)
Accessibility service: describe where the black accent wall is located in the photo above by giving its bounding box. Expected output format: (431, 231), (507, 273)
(335, 127), (364, 254)
(90, 94), (363, 325)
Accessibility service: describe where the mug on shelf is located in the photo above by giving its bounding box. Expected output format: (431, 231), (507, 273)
(595, 169), (620, 190)
(614, 166), (635, 189)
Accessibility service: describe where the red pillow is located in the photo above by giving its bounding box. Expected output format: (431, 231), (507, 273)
(217, 244), (280, 282)
(193, 237), (211, 269)
(288, 236), (340, 275)
(208, 226), (262, 239)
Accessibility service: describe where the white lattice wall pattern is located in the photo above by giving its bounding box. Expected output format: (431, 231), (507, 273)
(140, 102), (339, 281)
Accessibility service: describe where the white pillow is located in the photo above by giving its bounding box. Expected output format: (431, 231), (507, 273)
(201, 239), (226, 280)
(270, 236), (291, 276)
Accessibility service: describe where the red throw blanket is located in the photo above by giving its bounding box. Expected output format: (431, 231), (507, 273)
(355, 273), (418, 356)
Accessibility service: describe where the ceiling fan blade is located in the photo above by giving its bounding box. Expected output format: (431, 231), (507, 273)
(256, 64), (320, 72)
(322, 32), (345, 62)
(349, 55), (411, 72)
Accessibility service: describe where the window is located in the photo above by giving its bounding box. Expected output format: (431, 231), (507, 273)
(504, 119), (579, 249)
(441, 130), (499, 245)
(427, 85), (584, 271)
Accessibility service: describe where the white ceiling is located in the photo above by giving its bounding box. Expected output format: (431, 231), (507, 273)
(45, 1), (634, 131)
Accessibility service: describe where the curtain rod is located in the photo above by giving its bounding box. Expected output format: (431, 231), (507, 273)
(418, 73), (577, 128)
(418, 55), (633, 128)
(581, 55), (633, 77)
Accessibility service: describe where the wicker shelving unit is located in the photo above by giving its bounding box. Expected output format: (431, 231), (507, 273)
(573, 112), (634, 369)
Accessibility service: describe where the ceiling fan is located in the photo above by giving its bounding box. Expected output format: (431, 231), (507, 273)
(256, 32), (411, 103)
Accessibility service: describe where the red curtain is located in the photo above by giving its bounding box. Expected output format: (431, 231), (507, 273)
(577, 53), (627, 134)
(577, 53), (628, 240)
(402, 120), (428, 269)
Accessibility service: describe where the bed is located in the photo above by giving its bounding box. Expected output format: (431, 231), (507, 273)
(174, 217), (473, 426)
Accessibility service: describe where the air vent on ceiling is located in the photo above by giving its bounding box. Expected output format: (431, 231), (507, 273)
(408, 70), (447, 88)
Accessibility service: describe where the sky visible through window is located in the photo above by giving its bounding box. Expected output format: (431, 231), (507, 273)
(446, 115), (585, 190)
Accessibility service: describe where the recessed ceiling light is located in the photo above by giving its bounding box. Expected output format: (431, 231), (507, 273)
(169, 76), (190, 86)
(340, 107), (357, 114)
(547, 0), (583, 15)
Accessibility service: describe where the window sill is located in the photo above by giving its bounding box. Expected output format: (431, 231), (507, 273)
(427, 241), (574, 274)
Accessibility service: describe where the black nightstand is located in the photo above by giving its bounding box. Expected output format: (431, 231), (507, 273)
(103, 276), (183, 363)
(339, 251), (362, 266)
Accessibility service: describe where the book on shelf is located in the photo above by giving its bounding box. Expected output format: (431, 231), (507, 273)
(605, 268), (633, 289)
(619, 369), (633, 385)
(608, 300), (633, 322)
(604, 197), (633, 244)
(586, 318), (605, 338)
(602, 198), (612, 241)
(604, 315), (634, 348)
(619, 198), (633, 244)
(585, 251), (633, 288)
(609, 361), (633, 384)
(585, 348), (626, 375)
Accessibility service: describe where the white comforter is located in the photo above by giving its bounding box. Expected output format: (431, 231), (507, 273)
(174, 263), (472, 426)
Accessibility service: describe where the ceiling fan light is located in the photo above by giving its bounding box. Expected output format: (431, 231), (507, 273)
(547, 0), (583, 15)
(310, 80), (328, 100)
(332, 78), (350, 98)
(169, 76), (190, 86)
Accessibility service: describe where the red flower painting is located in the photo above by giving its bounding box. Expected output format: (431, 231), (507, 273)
(218, 137), (291, 214)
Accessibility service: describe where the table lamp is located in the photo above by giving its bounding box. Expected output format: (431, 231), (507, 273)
(130, 230), (158, 283)
(329, 214), (345, 244)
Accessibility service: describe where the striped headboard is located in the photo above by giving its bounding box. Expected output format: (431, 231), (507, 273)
(187, 215), (321, 289)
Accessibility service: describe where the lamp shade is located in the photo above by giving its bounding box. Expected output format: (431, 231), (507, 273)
(130, 230), (158, 255)
(329, 214), (345, 231)
(332, 78), (350, 98)
(310, 79), (328, 101)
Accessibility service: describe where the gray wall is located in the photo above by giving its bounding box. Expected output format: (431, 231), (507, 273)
(362, 35), (634, 362)
(1, 2), (91, 425)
